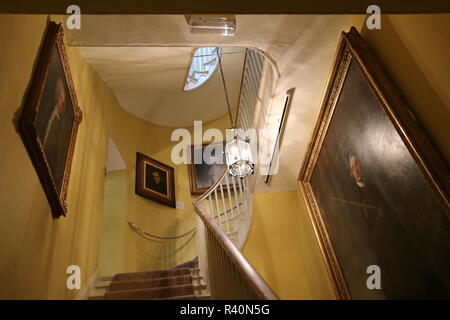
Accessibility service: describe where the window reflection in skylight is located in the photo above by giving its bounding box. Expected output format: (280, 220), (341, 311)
(184, 47), (220, 91)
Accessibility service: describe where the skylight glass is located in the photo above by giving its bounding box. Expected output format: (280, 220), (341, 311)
(184, 47), (220, 91)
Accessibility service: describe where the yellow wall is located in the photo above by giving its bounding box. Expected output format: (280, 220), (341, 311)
(0, 15), (110, 299)
(0, 14), (231, 298)
(106, 108), (230, 274)
(100, 169), (128, 276)
(242, 191), (335, 299)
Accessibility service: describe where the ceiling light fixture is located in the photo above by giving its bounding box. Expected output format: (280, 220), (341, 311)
(185, 15), (236, 36)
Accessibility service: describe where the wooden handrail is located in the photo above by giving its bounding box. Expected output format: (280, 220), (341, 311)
(193, 201), (278, 300)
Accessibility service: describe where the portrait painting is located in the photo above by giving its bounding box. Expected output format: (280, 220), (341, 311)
(299, 28), (449, 300)
(20, 22), (82, 218)
(188, 142), (229, 195)
(135, 152), (176, 208)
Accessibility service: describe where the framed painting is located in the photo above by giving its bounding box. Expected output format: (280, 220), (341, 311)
(298, 27), (449, 300)
(135, 152), (176, 208)
(188, 142), (229, 195)
(20, 21), (82, 218)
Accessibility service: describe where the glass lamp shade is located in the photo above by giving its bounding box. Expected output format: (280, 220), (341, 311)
(225, 133), (254, 177)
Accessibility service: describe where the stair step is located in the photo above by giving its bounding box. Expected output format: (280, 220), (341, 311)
(96, 274), (204, 289)
(91, 265), (208, 300)
(104, 284), (195, 300)
(112, 268), (192, 282)
(155, 294), (197, 300)
(88, 293), (105, 300)
(89, 283), (207, 300)
(107, 275), (193, 291)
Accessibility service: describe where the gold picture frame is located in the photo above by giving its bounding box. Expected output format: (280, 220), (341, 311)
(19, 21), (83, 218)
(135, 152), (176, 208)
(298, 28), (449, 299)
(187, 142), (229, 195)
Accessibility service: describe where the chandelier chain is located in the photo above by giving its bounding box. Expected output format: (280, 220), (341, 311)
(218, 49), (234, 128)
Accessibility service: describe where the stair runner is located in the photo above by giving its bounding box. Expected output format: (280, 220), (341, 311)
(89, 258), (205, 300)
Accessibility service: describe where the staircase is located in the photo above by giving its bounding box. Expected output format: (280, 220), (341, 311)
(88, 258), (210, 300)
(87, 49), (277, 301)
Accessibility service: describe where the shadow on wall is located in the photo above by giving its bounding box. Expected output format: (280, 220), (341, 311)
(359, 15), (450, 163)
(132, 230), (197, 272)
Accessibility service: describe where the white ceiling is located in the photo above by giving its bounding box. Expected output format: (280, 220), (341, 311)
(77, 46), (245, 127)
(66, 15), (353, 192)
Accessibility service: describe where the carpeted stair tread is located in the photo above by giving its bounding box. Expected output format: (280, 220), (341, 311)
(105, 284), (195, 300)
(112, 268), (191, 281)
(156, 295), (198, 300)
(108, 275), (193, 291)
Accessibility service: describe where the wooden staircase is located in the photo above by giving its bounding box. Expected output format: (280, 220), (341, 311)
(88, 258), (210, 300)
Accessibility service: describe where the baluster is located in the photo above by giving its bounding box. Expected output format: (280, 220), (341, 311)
(207, 229), (217, 299)
(197, 217), (207, 288)
(212, 237), (221, 298)
(213, 188), (222, 231)
(231, 176), (241, 225)
(244, 99), (252, 130)
(217, 243), (225, 298)
(224, 250), (235, 298)
(242, 91), (251, 129)
(219, 179), (230, 233)
(246, 71), (258, 110)
(208, 195), (214, 220)
(243, 177), (249, 194)
(224, 174), (235, 231)
(237, 176), (244, 199)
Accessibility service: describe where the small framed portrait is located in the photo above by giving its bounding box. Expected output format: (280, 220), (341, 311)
(188, 142), (229, 195)
(19, 22), (82, 218)
(135, 152), (176, 208)
(298, 28), (449, 299)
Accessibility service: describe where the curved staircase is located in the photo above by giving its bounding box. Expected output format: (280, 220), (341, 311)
(87, 49), (277, 301)
(88, 258), (210, 300)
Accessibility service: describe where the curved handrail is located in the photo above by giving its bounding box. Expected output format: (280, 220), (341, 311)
(193, 166), (277, 299)
(193, 198), (278, 300)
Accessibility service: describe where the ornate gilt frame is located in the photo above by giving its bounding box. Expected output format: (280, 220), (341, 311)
(20, 21), (83, 218)
(187, 142), (229, 195)
(135, 152), (176, 208)
(298, 27), (449, 300)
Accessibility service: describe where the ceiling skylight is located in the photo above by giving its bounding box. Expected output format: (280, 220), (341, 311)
(184, 47), (220, 91)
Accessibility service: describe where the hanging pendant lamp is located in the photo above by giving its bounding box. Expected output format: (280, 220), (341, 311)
(218, 50), (254, 178)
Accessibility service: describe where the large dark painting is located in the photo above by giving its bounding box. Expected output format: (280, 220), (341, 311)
(299, 28), (449, 299)
(135, 152), (176, 208)
(20, 22), (82, 218)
